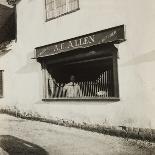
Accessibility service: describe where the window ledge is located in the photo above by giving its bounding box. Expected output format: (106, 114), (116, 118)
(42, 97), (120, 102)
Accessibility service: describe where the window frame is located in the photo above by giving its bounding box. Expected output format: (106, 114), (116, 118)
(44, 0), (80, 21)
(41, 47), (120, 102)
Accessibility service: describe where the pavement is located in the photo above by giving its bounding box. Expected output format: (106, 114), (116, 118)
(0, 114), (155, 155)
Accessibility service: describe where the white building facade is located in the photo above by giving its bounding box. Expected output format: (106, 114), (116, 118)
(1, 0), (155, 128)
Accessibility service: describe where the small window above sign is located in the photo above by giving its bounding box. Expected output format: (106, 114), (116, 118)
(45, 0), (79, 21)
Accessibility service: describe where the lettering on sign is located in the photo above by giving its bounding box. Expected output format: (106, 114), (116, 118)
(101, 31), (117, 43)
(37, 35), (95, 57)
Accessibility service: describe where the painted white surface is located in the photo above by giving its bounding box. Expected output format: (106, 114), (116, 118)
(0, 0), (155, 128)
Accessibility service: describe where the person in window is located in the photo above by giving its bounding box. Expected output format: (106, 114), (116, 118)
(63, 75), (82, 98)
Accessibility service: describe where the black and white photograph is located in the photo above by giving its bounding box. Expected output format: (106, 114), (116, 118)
(0, 0), (155, 154)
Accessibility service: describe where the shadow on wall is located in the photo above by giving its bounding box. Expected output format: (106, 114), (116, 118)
(16, 51), (41, 74)
(121, 50), (155, 67)
(0, 135), (49, 155)
(16, 61), (40, 74)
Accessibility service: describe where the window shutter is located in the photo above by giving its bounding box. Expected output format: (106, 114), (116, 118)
(0, 71), (3, 97)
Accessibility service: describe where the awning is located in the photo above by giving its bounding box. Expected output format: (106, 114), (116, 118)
(35, 25), (126, 59)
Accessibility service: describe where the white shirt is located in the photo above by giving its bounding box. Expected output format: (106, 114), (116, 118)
(63, 82), (82, 98)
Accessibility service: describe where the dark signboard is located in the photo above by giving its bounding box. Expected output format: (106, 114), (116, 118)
(35, 25), (125, 58)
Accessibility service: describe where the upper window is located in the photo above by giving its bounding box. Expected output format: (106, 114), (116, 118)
(0, 70), (3, 98)
(45, 0), (79, 20)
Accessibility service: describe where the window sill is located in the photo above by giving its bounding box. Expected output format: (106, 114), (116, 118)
(42, 97), (120, 102)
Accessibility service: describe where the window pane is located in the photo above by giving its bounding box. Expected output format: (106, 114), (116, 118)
(45, 0), (55, 19)
(46, 0), (52, 4)
(55, 0), (66, 7)
(55, 0), (66, 16)
(68, 0), (79, 12)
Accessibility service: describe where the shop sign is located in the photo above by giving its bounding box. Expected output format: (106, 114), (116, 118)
(36, 25), (125, 58)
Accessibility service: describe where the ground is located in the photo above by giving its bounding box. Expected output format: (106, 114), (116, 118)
(0, 114), (155, 155)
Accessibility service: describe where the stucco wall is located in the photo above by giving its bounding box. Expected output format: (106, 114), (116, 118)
(1, 0), (155, 128)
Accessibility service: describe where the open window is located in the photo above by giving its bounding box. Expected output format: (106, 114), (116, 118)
(41, 44), (119, 100)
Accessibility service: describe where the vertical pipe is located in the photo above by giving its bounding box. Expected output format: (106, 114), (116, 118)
(104, 71), (106, 97)
(109, 69), (111, 98)
(107, 70), (109, 97)
(106, 71), (108, 97)
(85, 81), (87, 97)
(103, 72), (105, 97)
(109, 69), (111, 97)
(110, 68), (112, 98)
(95, 79), (97, 97)
(55, 83), (58, 98)
(58, 83), (62, 97)
(108, 70), (110, 98)
(62, 83), (65, 97)
(92, 80), (95, 97)
(87, 81), (89, 97)
(98, 74), (100, 97)
(99, 76), (101, 96)
(83, 81), (87, 96)
(110, 69), (112, 97)
(93, 80), (95, 97)
(89, 81), (92, 97)
(105, 70), (107, 97)
(105, 71), (107, 97)
(90, 81), (93, 97)
(79, 81), (84, 97)
(83, 81), (85, 97)
(98, 74), (101, 96)
(81, 81), (83, 97)
(78, 81), (81, 95)
(57, 83), (60, 98)
(88, 81), (90, 97)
